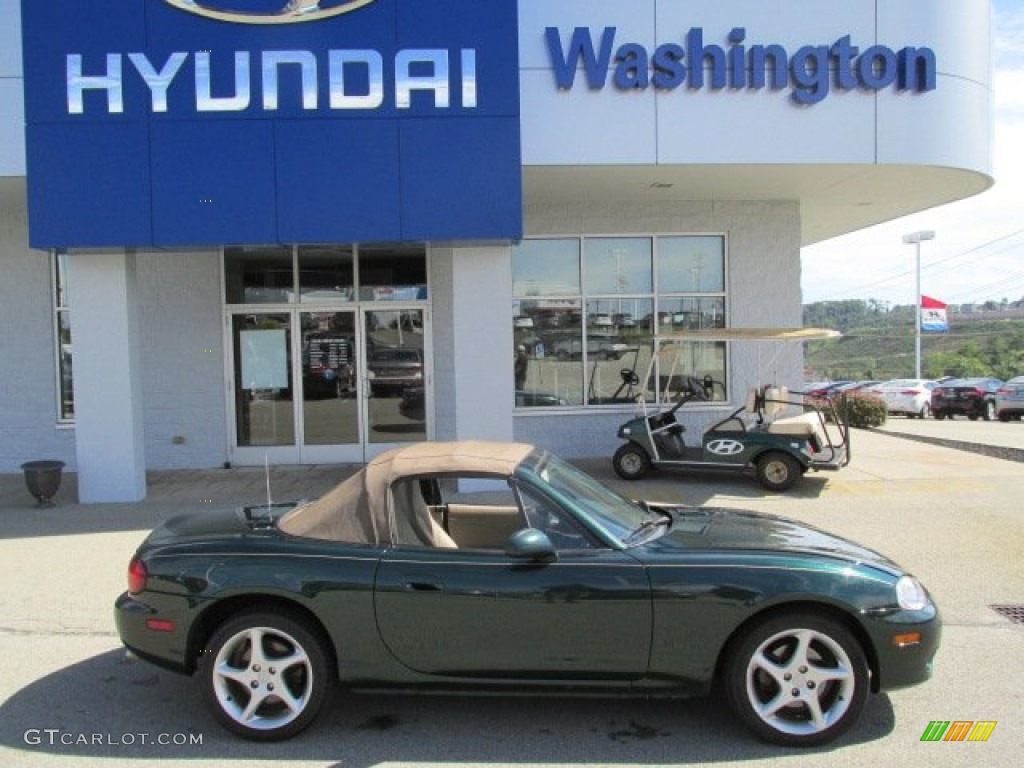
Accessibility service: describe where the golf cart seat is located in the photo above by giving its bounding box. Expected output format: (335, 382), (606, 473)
(760, 386), (829, 448)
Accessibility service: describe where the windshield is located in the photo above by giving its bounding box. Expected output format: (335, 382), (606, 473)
(516, 450), (656, 544)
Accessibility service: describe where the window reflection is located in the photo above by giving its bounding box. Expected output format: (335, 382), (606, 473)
(359, 245), (428, 301)
(511, 236), (728, 408)
(225, 246), (293, 304)
(583, 237), (652, 294)
(299, 246), (353, 302)
(658, 236), (725, 292)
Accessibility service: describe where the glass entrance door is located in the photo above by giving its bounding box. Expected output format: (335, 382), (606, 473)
(230, 313), (297, 465)
(228, 307), (429, 465)
(364, 309), (428, 451)
(298, 310), (363, 463)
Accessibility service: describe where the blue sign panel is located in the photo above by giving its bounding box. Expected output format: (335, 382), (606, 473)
(22, 1), (522, 248)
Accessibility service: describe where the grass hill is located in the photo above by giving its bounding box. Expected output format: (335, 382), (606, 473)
(802, 302), (1024, 382)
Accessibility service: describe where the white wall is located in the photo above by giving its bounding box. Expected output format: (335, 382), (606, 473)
(137, 250), (227, 469)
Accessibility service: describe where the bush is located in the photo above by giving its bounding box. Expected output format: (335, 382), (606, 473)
(836, 393), (887, 428)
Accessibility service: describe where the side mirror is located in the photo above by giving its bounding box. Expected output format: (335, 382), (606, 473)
(504, 528), (557, 563)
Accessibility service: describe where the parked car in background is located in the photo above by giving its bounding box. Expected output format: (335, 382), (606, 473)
(867, 379), (936, 419)
(930, 377), (1003, 421)
(801, 381), (852, 399)
(995, 376), (1024, 422)
(367, 347), (423, 395)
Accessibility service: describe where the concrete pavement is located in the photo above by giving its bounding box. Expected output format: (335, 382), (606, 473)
(0, 426), (1021, 767)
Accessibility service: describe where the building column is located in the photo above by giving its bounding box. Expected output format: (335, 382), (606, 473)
(450, 246), (514, 442)
(69, 250), (146, 502)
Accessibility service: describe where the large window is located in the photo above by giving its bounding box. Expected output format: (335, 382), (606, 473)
(512, 236), (726, 408)
(53, 251), (74, 422)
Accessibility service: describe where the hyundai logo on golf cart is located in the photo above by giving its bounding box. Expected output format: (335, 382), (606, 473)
(707, 439), (745, 457)
(66, 48), (478, 114)
(163, 1), (376, 24)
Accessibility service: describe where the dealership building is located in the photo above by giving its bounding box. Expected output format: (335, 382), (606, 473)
(1, 1), (993, 501)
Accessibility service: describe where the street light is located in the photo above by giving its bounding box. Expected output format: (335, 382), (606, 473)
(902, 230), (936, 379)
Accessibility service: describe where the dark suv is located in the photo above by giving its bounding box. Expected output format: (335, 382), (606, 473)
(931, 377), (1003, 421)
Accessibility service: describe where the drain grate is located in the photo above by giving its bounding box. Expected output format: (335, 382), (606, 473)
(989, 604), (1024, 625)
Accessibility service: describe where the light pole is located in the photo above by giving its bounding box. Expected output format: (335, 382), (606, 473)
(902, 230), (935, 379)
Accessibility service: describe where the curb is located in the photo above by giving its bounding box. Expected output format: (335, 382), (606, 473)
(872, 428), (1024, 464)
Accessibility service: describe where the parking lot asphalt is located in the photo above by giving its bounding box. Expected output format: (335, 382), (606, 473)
(0, 423), (1021, 768)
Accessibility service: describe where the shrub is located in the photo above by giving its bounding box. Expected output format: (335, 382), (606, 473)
(837, 393), (887, 428)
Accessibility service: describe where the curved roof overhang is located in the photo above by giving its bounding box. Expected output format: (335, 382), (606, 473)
(522, 164), (994, 247)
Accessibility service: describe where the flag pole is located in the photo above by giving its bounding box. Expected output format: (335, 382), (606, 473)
(903, 231), (935, 379)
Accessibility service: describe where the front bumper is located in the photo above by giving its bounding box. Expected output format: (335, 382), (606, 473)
(868, 604), (941, 691)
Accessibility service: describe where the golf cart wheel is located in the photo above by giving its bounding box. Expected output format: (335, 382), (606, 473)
(199, 610), (333, 741)
(755, 452), (801, 492)
(613, 443), (651, 481)
(723, 611), (869, 747)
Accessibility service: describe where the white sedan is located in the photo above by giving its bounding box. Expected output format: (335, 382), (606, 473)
(867, 379), (937, 418)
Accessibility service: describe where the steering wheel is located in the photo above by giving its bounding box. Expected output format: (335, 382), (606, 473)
(686, 376), (710, 401)
(620, 368), (640, 386)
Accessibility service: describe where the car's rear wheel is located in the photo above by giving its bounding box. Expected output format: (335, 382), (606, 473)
(917, 403), (930, 419)
(724, 612), (869, 747)
(755, 451), (801, 492)
(200, 611), (333, 741)
(613, 443), (651, 480)
(932, 410), (946, 420)
(982, 400), (996, 421)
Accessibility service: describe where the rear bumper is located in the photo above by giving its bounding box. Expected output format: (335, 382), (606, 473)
(114, 591), (192, 674)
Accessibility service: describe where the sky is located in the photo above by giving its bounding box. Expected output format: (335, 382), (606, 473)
(800, 0), (1024, 307)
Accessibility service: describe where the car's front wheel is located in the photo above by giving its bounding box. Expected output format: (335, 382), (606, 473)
(724, 612), (869, 747)
(200, 611), (333, 741)
(613, 443), (651, 480)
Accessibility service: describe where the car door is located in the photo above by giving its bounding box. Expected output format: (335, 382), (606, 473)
(374, 545), (650, 680)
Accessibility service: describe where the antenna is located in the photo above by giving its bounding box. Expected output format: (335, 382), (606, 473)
(264, 453), (273, 509)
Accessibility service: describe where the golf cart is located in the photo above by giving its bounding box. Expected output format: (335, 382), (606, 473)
(611, 329), (850, 492)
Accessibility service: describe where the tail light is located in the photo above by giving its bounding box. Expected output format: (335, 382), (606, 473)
(127, 556), (147, 594)
(996, 388), (1010, 395)
(900, 389), (919, 395)
(933, 388), (944, 397)
(973, 388), (986, 396)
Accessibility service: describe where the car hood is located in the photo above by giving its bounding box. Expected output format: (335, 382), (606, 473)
(645, 505), (902, 575)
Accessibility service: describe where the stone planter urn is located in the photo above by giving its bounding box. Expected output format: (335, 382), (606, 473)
(20, 460), (66, 507)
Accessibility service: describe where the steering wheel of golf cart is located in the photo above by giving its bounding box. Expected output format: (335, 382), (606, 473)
(620, 368), (640, 387)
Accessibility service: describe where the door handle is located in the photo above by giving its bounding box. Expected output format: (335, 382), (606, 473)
(405, 582), (443, 592)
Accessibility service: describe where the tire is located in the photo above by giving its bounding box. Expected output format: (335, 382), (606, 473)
(613, 443), (651, 481)
(199, 611), (333, 741)
(982, 400), (996, 421)
(755, 451), (801, 492)
(932, 410), (946, 420)
(917, 403), (930, 419)
(723, 612), (870, 747)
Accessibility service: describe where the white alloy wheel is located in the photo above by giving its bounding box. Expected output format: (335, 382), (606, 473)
(725, 613), (869, 746)
(201, 612), (331, 740)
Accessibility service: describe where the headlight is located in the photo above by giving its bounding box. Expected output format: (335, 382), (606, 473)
(896, 575), (929, 611)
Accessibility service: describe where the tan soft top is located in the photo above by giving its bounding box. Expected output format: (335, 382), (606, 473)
(277, 441), (535, 545)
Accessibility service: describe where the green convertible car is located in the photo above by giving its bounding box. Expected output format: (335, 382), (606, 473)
(115, 441), (939, 746)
